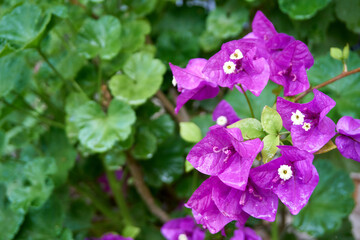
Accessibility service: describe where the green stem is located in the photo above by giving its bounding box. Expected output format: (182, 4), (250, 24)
(103, 160), (133, 225)
(36, 48), (87, 98)
(75, 183), (122, 226)
(271, 216), (279, 240)
(239, 84), (255, 118)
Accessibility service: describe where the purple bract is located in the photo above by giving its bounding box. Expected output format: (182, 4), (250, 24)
(202, 38), (270, 96)
(251, 146), (319, 215)
(336, 116), (360, 162)
(187, 126), (263, 190)
(231, 222), (262, 240)
(212, 100), (240, 127)
(276, 89), (336, 153)
(170, 58), (219, 113)
(161, 216), (205, 240)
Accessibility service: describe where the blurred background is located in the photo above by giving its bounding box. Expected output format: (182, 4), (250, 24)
(0, 0), (359, 239)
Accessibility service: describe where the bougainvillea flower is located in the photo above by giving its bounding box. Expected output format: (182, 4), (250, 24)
(247, 11), (314, 96)
(202, 39), (270, 96)
(187, 127), (263, 190)
(86, 233), (133, 240)
(269, 40), (313, 96)
(251, 146), (318, 215)
(231, 222), (262, 240)
(169, 58), (219, 113)
(335, 116), (360, 162)
(276, 89), (336, 153)
(186, 176), (277, 233)
(161, 216), (205, 240)
(212, 100), (240, 127)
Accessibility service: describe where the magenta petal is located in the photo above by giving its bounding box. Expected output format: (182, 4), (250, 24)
(213, 100), (240, 126)
(242, 180), (278, 222)
(273, 40), (313, 69)
(336, 135), (360, 162)
(252, 11), (277, 40)
(266, 33), (294, 54)
(274, 166), (319, 215)
(186, 127), (234, 176)
(186, 177), (233, 234)
(291, 116), (336, 153)
(337, 116), (360, 142)
(211, 178), (246, 219)
(239, 57), (270, 97)
(218, 154), (252, 190)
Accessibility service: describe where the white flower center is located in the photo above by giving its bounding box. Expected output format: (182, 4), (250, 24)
(178, 234), (188, 240)
(216, 116), (228, 126)
(223, 61), (236, 74)
(172, 77), (177, 87)
(230, 49), (243, 60)
(302, 122), (311, 131)
(291, 110), (305, 125)
(278, 165), (293, 181)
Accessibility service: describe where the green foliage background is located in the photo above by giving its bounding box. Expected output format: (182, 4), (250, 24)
(0, 0), (359, 239)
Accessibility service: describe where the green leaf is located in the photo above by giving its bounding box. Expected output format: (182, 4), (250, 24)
(179, 122), (202, 143)
(191, 114), (213, 138)
(0, 184), (25, 240)
(76, 15), (122, 60)
(0, 52), (32, 97)
(141, 136), (185, 187)
(123, 0), (157, 17)
(0, 4), (52, 49)
(40, 128), (77, 187)
(206, 7), (249, 39)
(121, 19), (150, 53)
(64, 199), (94, 233)
(5, 156), (57, 212)
(104, 149), (126, 170)
(156, 30), (200, 67)
(343, 44), (350, 60)
(330, 47), (343, 60)
(147, 114), (175, 144)
(199, 31), (222, 52)
(314, 140), (337, 155)
(261, 106), (283, 135)
(109, 52), (166, 105)
(307, 53), (360, 119)
(0, 39), (14, 57)
(278, 0), (331, 20)
(15, 189), (68, 240)
(123, 225), (141, 239)
(228, 118), (266, 140)
(261, 135), (280, 163)
(185, 160), (194, 172)
(335, 0), (360, 33)
(293, 160), (355, 237)
(69, 99), (136, 152)
(131, 128), (157, 160)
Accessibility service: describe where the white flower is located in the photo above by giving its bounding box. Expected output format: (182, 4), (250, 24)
(216, 116), (228, 126)
(172, 77), (177, 87)
(291, 110), (305, 125)
(302, 122), (311, 131)
(223, 61), (236, 74)
(278, 165), (293, 181)
(178, 234), (188, 240)
(230, 49), (243, 60)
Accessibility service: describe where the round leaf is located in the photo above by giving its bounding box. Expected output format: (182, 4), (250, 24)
(109, 52), (166, 105)
(293, 160), (355, 236)
(261, 106), (283, 135)
(0, 4), (52, 49)
(76, 15), (122, 60)
(70, 99), (136, 152)
(228, 118), (265, 140)
(261, 135), (280, 163)
(121, 19), (150, 53)
(179, 122), (202, 143)
(330, 47), (343, 61)
(131, 128), (157, 160)
(278, 0), (331, 20)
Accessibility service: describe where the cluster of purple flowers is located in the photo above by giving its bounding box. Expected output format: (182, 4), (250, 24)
(169, 10), (360, 237)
